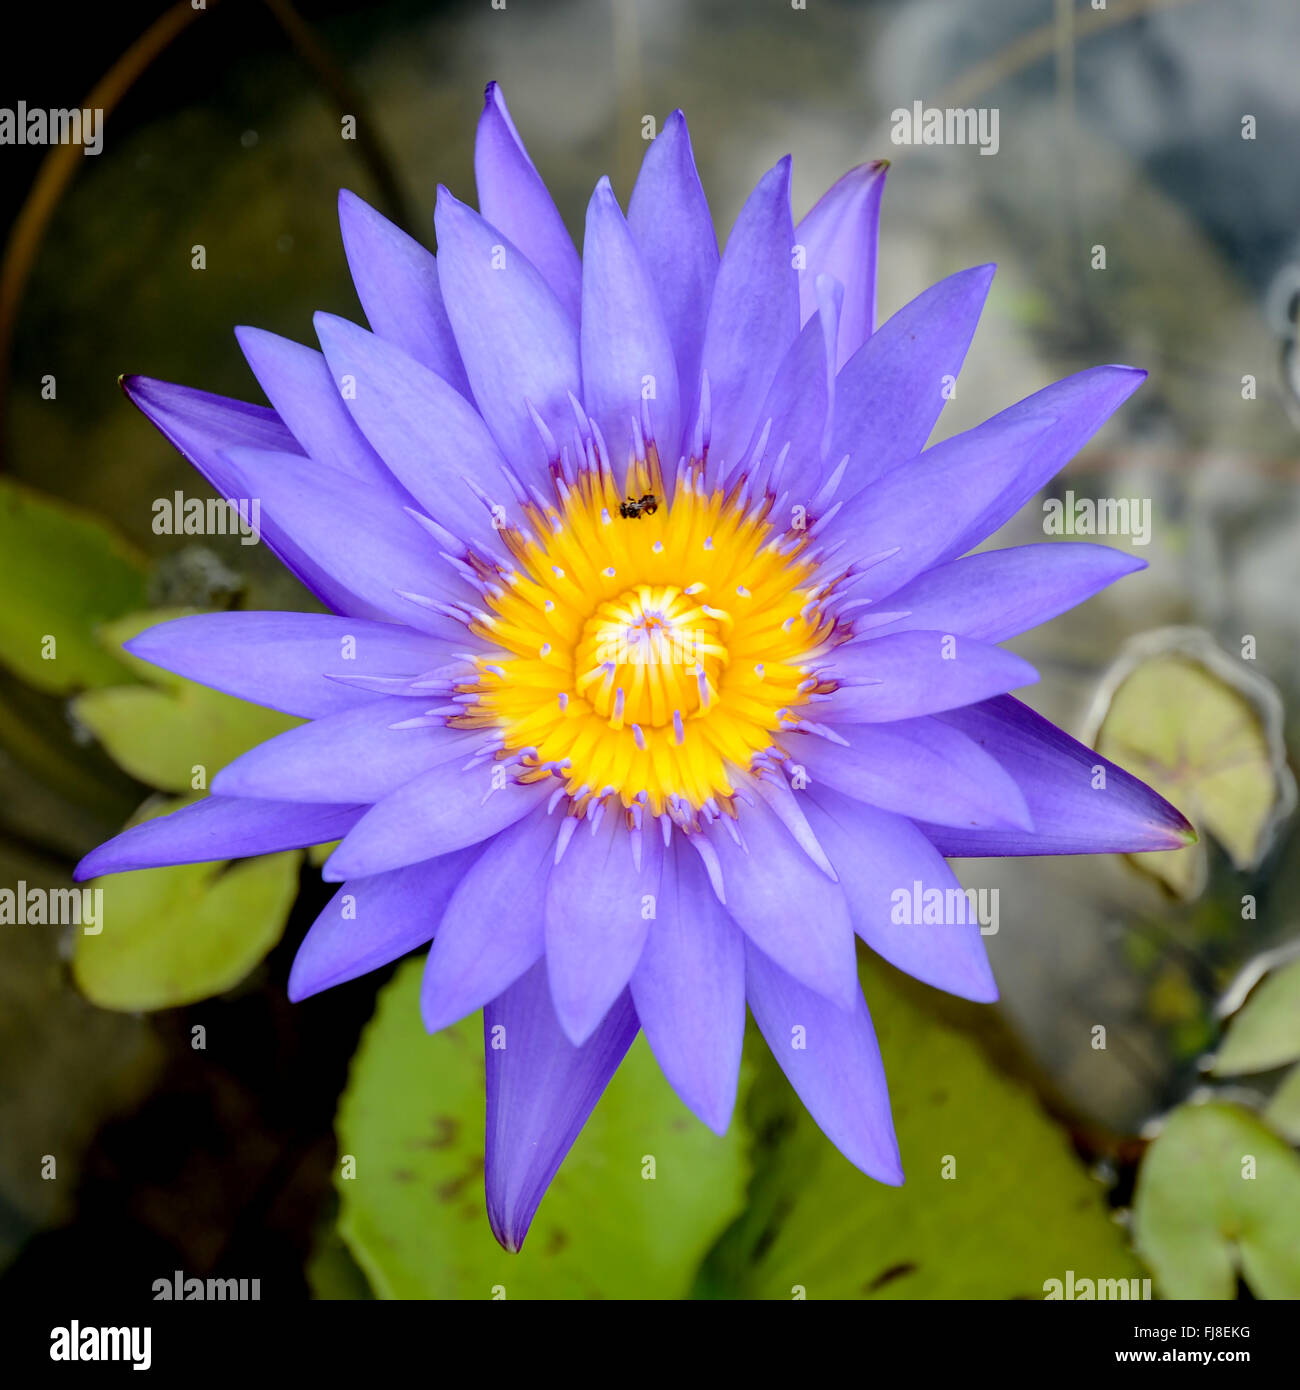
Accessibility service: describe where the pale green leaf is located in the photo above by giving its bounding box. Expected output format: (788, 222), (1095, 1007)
(0, 479), (148, 694)
(1263, 1064), (1300, 1144)
(702, 957), (1141, 1300)
(1092, 642), (1287, 897)
(1132, 1100), (1300, 1299)
(1212, 957), (1300, 1076)
(336, 959), (750, 1299)
(71, 609), (299, 792)
(73, 796), (302, 1010)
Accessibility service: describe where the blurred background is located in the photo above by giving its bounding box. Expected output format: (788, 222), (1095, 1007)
(2, 0), (1299, 1300)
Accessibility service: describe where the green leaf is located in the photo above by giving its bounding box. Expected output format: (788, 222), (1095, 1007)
(306, 1220), (374, 1301)
(73, 796), (302, 1010)
(1091, 636), (1290, 897)
(0, 843), (164, 1272)
(1263, 1064), (1300, 1144)
(1132, 1101), (1300, 1299)
(71, 610), (300, 792)
(0, 479), (149, 694)
(703, 956), (1140, 1300)
(1212, 957), (1300, 1076)
(335, 959), (750, 1298)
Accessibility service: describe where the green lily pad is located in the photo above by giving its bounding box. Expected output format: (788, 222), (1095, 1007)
(71, 610), (300, 793)
(0, 843), (164, 1272)
(0, 478), (149, 694)
(335, 958), (750, 1299)
(1090, 630), (1293, 898)
(1212, 956), (1300, 1077)
(1263, 1064), (1300, 1144)
(73, 796), (302, 1011)
(701, 956), (1141, 1300)
(1132, 1100), (1300, 1299)
(306, 1220), (375, 1301)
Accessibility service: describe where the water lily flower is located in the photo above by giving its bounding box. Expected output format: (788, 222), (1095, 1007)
(77, 83), (1192, 1251)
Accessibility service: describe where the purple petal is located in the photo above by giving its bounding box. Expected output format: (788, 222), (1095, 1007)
(795, 160), (888, 367)
(826, 264), (994, 491)
(821, 631), (1038, 722)
(580, 177), (681, 473)
(697, 158), (799, 474)
(629, 837), (746, 1134)
(799, 786), (998, 1002)
(235, 326), (392, 485)
(289, 848), (480, 1001)
(434, 187), (582, 479)
(220, 445), (469, 635)
(813, 414), (1057, 598)
(745, 940), (903, 1183)
(544, 811), (660, 1046)
(421, 807), (555, 1031)
(74, 796), (365, 880)
(745, 273), (840, 495)
(323, 767), (550, 880)
(784, 718), (1031, 831)
(864, 542), (1146, 643)
(474, 82), (582, 325)
(922, 695), (1195, 856)
(313, 311), (513, 553)
(123, 611), (451, 719)
(627, 110), (718, 433)
(212, 703), (483, 804)
(484, 960), (638, 1251)
(337, 189), (470, 395)
(703, 800), (857, 1008)
(940, 365), (1147, 559)
(121, 376), (370, 619)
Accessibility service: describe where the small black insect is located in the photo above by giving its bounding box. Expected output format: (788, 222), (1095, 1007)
(619, 493), (659, 520)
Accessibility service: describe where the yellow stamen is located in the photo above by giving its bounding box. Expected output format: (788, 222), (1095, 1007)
(452, 460), (835, 817)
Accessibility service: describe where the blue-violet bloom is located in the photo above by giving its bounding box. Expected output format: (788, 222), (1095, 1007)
(78, 83), (1193, 1251)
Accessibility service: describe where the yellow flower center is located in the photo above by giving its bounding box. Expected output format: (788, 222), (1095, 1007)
(452, 456), (837, 819)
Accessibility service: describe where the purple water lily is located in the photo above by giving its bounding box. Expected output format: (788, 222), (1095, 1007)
(77, 83), (1192, 1251)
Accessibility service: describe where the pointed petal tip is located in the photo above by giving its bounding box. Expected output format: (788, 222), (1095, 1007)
(550, 993), (608, 1049)
(418, 982), (474, 1037)
(285, 965), (317, 1004)
(692, 1085), (738, 1137)
(488, 1207), (528, 1254)
(119, 373), (149, 406)
(71, 852), (101, 883)
(1170, 815), (1199, 847)
(319, 856), (347, 883)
